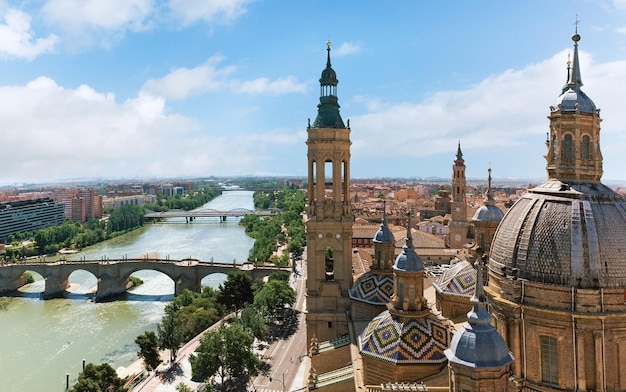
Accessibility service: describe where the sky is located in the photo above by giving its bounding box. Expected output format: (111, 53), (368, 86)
(1, 0), (626, 186)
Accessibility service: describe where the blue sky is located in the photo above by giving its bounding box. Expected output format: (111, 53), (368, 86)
(1, 0), (626, 185)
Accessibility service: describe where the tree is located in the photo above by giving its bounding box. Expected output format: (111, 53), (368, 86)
(217, 270), (254, 311)
(135, 331), (161, 372)
(253, 279), (296, 321)
(69, 363), (127, 392)
(189, 324), (260, 391)
(237, 306), (268, 341)
(157, 303), (184, 363)
(175, 384), (195, 392)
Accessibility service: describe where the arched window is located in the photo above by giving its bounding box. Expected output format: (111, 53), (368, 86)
(582, 135), (590, 160)
(563, 135), (573, 160)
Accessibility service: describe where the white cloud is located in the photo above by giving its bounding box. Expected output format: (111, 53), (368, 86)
(0, 76), (196, 181)
(142, 55), (307, 100)
(167, 0), (253, 26)
(333, 41), (362, 57)
(350, 49), (626, 166)
(0, 7), (57, 60)
(0, 75), (306, 183)
(41, 0), (154, 48)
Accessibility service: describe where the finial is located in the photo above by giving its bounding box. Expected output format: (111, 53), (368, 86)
(572, 16), (581, 42)
(326, 40), (332, 67)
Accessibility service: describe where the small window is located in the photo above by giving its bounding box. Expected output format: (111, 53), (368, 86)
(328, 322), (332, 328)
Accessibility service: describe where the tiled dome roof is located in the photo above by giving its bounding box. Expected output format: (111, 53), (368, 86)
(432, 260), (476, 297)
(348, 272), (394, 305)
(359, 310), (451, 364)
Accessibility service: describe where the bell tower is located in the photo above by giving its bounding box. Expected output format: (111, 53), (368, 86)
(305, 41), (354, 343)
(546, 27), (603, 183)
(449, 142), (469, 248)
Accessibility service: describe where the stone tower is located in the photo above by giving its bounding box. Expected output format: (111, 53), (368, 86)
(545, 30), (603, 182)
(449, 142), (469, 248)
(305, 41), (354, 343)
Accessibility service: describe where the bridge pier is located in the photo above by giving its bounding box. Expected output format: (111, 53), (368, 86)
(43, 272), (68, 300)
(175, 273), (201, 295)
(95, 273), (128, 302)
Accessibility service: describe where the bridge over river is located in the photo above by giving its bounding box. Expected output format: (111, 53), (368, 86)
(144, 208), (279, 221)
(0, 258), (289, 301)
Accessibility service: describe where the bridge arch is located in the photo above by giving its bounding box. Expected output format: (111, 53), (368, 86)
(200, 272), (228, 290)
(66, 269), (98, 297)
(15, 270), (45, 295)
(124, 269), (175, 299)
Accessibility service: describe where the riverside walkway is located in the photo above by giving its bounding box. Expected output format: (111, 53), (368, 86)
(0, 258), (289, 301)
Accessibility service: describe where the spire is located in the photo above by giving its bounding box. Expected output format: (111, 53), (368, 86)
(454, 141), (464, 166)
(484, 166), (495, 206)
(393, 211), (424, 272)
(313, 41), (345, 128)
(467, 257), (490, 325)
(374, 200), (395, 243)
(567, 18), (583, 89)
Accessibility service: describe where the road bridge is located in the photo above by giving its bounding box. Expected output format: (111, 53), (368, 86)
(0, 258), (289, 301)
(144, 208), (279, 221)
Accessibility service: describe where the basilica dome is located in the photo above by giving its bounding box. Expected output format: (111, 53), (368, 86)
(489, 180), (626, 288)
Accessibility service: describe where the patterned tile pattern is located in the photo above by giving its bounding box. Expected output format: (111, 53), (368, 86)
(359, 310), (450, 364)
(348, 272), (394, 304)
(432, 260), (476, 297)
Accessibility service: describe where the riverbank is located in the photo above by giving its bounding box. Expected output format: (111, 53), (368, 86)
(120, 313), (236, 391)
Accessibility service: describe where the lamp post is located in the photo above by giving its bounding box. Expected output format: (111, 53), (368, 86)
(270, 371), (286, 392)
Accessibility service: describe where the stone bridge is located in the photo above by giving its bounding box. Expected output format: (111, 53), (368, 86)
(0, 259), (290, 301)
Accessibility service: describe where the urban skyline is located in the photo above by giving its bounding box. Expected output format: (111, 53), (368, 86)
(1, 1), (626, 185)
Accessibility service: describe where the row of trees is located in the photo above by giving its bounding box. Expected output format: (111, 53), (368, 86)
(240, 186), (306, 265)
(31, 204), (144, 256)
(130, 270), (295, 391)
(143, 186), (222, 212)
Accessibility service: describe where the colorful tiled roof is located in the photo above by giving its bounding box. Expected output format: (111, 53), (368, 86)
(359, 310), (451, 364)
(432, 260), (476, 297)
(348, 272), (394, 304)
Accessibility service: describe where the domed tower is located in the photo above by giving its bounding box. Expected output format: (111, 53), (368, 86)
(349, 202), (396, 320)
(359, 213), (451, 384)
(471, 167), (504, 254)
(305, 41), (354, 344)
(487, 27), (626, 391)
(446, 258), (513, 391)
(449, 142), (469, 248)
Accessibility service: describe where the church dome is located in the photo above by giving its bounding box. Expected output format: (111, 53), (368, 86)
(374, 206), (395, 243)
(432, 260), (476, 297)
(359, 310), (450, 364)
(394, 230), (424, 272)
(489, 180), (626, 288)
(471, 204), (504, 223)
(553, 87), (596, 114)
(446, 261), (513, 368)
(472, 168), (504, 223)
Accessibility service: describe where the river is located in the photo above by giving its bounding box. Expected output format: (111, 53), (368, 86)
(0, 190), (255, 392)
